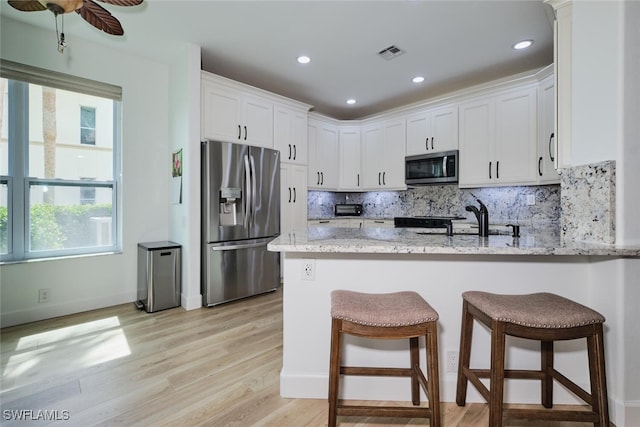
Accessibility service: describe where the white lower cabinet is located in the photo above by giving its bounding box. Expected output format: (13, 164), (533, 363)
(308, 219), (349, 227)
(307, 218), (394, 228)
(363, 219), (395, 228)
(280, 164), (308, 234)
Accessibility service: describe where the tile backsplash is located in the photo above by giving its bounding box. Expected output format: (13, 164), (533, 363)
(309, 184), (561, 228)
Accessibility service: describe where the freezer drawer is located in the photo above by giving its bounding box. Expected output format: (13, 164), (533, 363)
(203, 237), (280, 307)
(137, 241), (181, 313)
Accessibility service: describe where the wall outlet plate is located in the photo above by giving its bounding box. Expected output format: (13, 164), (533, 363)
(38, 288), (51, 303)
(302, 259), (315, 281)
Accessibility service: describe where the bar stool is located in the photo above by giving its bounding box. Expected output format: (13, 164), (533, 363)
(456, 291), (610, 426)
(328, 290), (441, 427)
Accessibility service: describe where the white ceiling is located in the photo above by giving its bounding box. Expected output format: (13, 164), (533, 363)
(1, 0), (554, 120)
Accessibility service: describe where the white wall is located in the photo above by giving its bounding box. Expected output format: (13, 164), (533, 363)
(570, 2), (640, 424)
(0, 16), (170, 327)
(167, 44), (202, 310)
(571, 1), (622, 165)
(618, 0), (640, 246)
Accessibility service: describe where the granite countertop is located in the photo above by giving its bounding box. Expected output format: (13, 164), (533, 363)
(268, 226), (640, 257)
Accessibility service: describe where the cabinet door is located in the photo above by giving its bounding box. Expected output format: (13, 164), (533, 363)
(201, 80), (242, 142)
(242, 94), (273, 148)
(308, 120), (338, 190)
(318, 126), (339, 189)
(339, 128), (361, 190)
(405, 112), (431, 156)
(459, 97), (495, 187)
(361, 124), (384, 188)
(280, 164), (308, 234)
(274, 106), (308, 165)
(349, 218), (364, 228)
(432, 106), (458, 152)
(495, 87), (537, 184)
(382, 119), (406, 189)
(537, 75), (560, 184)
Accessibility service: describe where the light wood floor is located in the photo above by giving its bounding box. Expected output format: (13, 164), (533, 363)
(1, 288), (601, 426)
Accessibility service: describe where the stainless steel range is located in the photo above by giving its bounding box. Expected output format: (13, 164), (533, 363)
(393, 216), (464, 228)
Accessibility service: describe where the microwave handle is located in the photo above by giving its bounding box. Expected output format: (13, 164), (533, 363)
(443, 156), (448, 177)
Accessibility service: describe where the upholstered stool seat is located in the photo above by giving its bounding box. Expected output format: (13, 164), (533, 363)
(456, 291), (610, 426)
(329, 290), (441, 427)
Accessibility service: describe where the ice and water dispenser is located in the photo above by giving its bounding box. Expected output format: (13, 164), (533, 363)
(136, 241), (181, 313)
(219, 187), (242, 226)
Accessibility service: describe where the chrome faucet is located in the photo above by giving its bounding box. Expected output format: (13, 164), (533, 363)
(465, 198), (489, 237)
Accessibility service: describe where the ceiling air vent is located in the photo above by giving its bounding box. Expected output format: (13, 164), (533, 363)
(378, 45), (405, 60)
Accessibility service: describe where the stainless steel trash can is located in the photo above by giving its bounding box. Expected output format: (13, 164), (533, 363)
(136, 241), (181, 313)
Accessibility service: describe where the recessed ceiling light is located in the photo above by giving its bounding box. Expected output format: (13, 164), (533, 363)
(346, 99), (356, 105)
(513, 40), (533, 50)
(412, 76), (425, 83)
(297, 55), (311, 64)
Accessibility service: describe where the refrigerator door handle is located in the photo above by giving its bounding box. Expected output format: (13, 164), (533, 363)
(244, 154), (252, 227)
(211, 241), (267, 251)
(249, 154), (257, 223)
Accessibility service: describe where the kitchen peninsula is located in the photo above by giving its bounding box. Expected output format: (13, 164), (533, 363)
(268, 226), (640, 419)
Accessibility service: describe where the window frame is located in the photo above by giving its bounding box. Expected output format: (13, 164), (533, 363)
(0, 59), (122, 262)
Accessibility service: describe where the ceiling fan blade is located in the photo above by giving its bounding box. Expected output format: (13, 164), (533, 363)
(76, 0), (124, 36)
(93, 0), (143, 5)
(7, 0), (47, 12)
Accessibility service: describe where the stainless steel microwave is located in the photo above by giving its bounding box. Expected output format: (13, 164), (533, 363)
(405, 150), (459, 185)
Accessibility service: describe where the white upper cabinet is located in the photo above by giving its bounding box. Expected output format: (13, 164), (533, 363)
(338, 127), (362, 191)
(459, 86), (538, 187)
(201, 73), (274, 148)
(362, 119), (406, 190)
(406, 105), (458, 155)
(308, 118), (339, 190)
(537, 74), (560, 184)
(274, 105), (308, 165)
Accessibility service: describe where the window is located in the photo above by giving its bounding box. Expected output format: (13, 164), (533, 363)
(0, 59), (121, 261)
(80, 106), (96, 145)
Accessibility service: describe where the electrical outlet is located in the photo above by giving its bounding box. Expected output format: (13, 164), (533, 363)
(301, 259), (315, 281)
(526, 194), (536, 206)
(446, 350), (458, 373)
(38, 288), (51, 304)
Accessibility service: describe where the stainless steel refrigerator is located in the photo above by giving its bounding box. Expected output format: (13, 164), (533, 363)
(201, 139), (281, 307)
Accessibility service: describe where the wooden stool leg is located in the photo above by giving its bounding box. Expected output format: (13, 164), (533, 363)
(489, 321), (506, 427)
(456, 300), (474, 406)
(587, 323), (610, 427)
(410, 336), (420, 405)
(426, 323), (441, 427)
(541, 340), (554, 408)
(328, 318), (342, 427)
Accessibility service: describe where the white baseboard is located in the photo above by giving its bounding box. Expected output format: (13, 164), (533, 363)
(0, 291), (136, 328)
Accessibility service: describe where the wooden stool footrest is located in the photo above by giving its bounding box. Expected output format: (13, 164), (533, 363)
(341, 366), (414, 377)
(504, 408), (598, 423)
(337, 404), (431, 418)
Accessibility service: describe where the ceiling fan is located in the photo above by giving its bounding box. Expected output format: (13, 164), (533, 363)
(8, 0), (143, 51)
